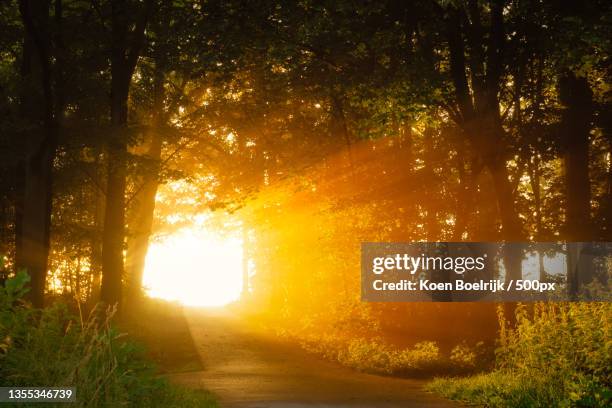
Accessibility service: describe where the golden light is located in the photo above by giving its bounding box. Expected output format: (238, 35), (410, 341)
(142, 227), (243, 307)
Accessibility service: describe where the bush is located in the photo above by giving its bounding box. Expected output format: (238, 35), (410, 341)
(337, 337), (396, 373)
(296, 332), (450, 375)
(449, 341), (483, 370)
(428, 302), (612, 407)
(0, 271), (217, 408)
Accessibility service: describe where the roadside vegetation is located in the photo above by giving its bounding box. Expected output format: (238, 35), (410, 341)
(266, 299), (490, 377)
(0, 272), (217, 408)
(297, 334), (485, 376)
(427, 303), (611, 407)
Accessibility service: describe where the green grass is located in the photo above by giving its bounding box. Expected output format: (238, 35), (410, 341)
(285, 328), (488, 376)
(427, 303), (611, 407)
(0, 271), (217, 408)
(429, 371), (573, 407)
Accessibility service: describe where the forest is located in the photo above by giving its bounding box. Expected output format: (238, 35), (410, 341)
(0, 0), (610, 407)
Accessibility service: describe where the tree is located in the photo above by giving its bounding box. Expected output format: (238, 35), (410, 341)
(15, 0), (63, 307)
(100, 0), (152, 308)
(559, 73), (593, 242)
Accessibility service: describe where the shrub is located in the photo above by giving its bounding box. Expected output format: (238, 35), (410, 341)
(428, 302), (612, 407)
(296, 331), (448, 375)
(338, 337), (395, 373)
(0, 271), (216, 408)
(449, 342), (481, 370)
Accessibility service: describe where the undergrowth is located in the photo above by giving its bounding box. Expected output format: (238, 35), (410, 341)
(270, 299), (488, 377)
(292, 332), (486, 376)
(0, 271), (217, 408)
(427, 302), (611, 407)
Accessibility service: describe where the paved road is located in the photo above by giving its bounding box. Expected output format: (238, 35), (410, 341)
(170, 308), (459, 408)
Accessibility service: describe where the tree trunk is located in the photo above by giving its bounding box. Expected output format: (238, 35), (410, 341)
(125, 66), (164, 302)
(559, 72), (593, 241)
(452, 134), (477, 241)
(559, 73), (593, 297)
(600, 101), (612, 239)
(88, 159), (105, 304)
(20, 139), (56, 308)
(100, 120), (128, 308)
(101, 42), (129, 307)
(100, 0), (151, 309)
(487, 156), (523, 282)
(528, 154), (547, 280)
(16, 0), (58, 308)
(423, 128), (441, 241)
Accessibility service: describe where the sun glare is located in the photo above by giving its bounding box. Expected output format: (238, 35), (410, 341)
(143, 228), (243, 307)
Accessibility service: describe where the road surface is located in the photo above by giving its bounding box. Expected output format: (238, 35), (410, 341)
(170, 308), (459, 408)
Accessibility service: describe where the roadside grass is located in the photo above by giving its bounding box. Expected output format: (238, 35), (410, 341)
(427, 302), (611, 407)
(0, 271), (217, 408)
(291, 332), (488, 377)
(428, 371), (561, 407)
(240, 298), (492, 377)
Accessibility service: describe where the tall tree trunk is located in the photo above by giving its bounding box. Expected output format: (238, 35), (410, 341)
(487, 155), (523, 282)
(88, 156), (105, 304)
(100, 112), (128, 308)
(423, 128), (441, 241)
(452, 134), (478, 241)
(13, 155), (25, 272)
(100, 46), (129, 307)
(559, 73), (593, 297)
(20, 139), (56, 308)
(17, 0), (58, 308)
(125, 65), (164, 302)
(559, 73), (593, 241)
(100, 0), (151, 308)
(599, 101), (612, 239)
(14, 2), (35, 275)
(528, 153), (547, 280)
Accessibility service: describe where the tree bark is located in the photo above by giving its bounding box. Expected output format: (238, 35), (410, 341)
(423, 128), (441, 241)
(558, 73), (594, 297)
(487, 155), (523, 282)
(559, 72), (593, 241)
(16, 0), (59, 308)
(100, 0), (151, 308)
(125, 64), (164, 302)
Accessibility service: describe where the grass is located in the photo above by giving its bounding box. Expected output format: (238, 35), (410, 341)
(427, 302), (611, 407)
(0, 271), (217, 408)
(277, 325), (488, 377)
(429, 371), (563, 407)
(261, 300), (489, 377)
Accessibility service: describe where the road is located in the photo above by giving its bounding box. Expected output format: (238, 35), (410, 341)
(170, 308), (459, 408)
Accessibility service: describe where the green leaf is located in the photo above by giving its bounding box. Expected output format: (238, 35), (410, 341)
(4, 269), (30, 298)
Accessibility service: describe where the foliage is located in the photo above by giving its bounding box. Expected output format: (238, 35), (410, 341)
(285, 325), (485, 376)
(0, 272), (216, 408)
(449, 342), (482, 371)
(0, 1), (610, 405)
(298, 333), (443, 375)
(427, 302), (612, 407)
(429, 371), (568, 408)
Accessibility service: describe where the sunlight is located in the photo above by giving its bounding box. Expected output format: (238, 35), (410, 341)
(143, 228), (243, 307)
